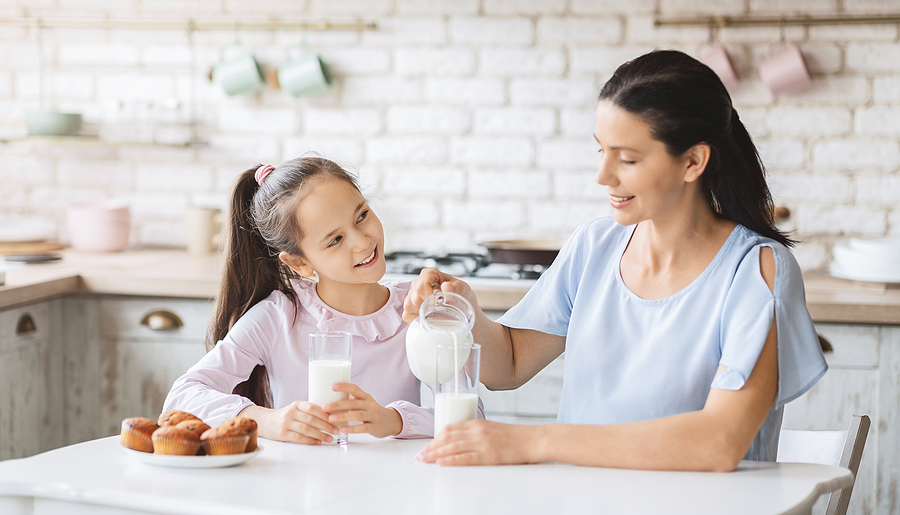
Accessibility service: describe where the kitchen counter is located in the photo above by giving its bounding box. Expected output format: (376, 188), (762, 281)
(0, 435), (853, 515)
(1, 249), (899, 324)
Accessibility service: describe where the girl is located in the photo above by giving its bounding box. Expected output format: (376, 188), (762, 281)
(406, 50), (826, 470)
(164, 157), (445, 444)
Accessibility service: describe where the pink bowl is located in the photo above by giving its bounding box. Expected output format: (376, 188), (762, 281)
(67, 202), (131, 252)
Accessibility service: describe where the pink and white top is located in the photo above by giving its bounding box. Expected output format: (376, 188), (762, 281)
(162, 278), (436, 439)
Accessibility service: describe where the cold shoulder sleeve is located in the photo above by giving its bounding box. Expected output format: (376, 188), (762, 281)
(712, 244), (827, 409)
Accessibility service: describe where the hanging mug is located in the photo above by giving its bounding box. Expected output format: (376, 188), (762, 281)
(697, 39), (740, 89)
(212, 44), (264, 96)
(277, 46), (331, 98)
(759, 39), (812, 95)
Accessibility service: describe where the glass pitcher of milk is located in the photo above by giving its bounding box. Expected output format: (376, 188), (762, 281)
(405, 290), (475, 384)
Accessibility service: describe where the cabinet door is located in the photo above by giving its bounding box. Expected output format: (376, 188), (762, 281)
(95, 297), (211, 437)
(0, 301), (59, 461)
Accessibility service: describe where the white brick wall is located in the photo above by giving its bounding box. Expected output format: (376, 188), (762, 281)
(0, 0), (897, 273)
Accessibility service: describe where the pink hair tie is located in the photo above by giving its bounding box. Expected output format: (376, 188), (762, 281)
(254, 164), (275, 185)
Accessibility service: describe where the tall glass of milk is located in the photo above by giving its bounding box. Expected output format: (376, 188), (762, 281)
(405, 291), (475, 384)
(434, 342), (480, 436)
(308, 331), (352, 445)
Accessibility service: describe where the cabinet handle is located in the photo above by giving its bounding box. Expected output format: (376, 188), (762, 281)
(15, 313), (36, 335)
(140, 310), (184, 331)
(817, 334), (833, 353)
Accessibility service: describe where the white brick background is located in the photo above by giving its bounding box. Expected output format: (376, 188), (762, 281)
(0, 0), (897, 271)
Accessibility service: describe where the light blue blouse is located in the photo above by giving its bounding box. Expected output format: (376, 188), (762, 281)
(497, 217), (827, 461)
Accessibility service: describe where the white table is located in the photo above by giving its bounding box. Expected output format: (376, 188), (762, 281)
(0, 435), (853, 515)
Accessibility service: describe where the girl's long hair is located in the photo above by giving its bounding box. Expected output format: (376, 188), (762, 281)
(209, 157), (361, 408)
(599, 49), (795, 247)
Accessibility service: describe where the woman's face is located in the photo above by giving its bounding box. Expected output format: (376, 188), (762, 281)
(593, 100), (700, 227)
(286, 176), (386, 286)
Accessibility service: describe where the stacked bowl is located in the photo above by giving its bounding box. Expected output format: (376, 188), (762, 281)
(829, 237), (900, 283)
(67, 201), (131, 252)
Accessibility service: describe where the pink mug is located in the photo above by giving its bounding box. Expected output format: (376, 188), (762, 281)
(759, 39), (811, 95)
(697, 40), (739, 89)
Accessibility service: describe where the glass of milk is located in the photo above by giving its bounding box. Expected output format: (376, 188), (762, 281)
(308, 331), (352, 445)
(434, 342), (480, 436)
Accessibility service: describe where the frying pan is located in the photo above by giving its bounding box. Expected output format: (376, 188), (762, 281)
(478, 239), (566, 268)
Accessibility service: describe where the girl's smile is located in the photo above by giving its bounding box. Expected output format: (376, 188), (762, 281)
(355, 248), (378, 268)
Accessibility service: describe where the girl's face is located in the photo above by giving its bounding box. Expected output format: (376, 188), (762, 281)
(593, 100), (705, 227)
(284, 176), (386, 286)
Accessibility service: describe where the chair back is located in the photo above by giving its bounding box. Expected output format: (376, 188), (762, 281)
(777, 414), (870, 515)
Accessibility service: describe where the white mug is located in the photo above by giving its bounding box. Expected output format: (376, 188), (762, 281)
(277, 47), (331, 98)
(184, 207), (222, 256)
(697, 39), (739, 89)
(759, 39), (812, 95)
(212, 45), (264, 96)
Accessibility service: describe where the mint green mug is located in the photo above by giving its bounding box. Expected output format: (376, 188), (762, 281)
(277, 48), (331, 98)
(212, 45), (264, 96)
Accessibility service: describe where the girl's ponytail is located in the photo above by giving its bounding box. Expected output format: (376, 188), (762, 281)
(208, 167), (287, 408)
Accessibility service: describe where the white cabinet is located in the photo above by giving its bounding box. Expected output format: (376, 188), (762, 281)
(782, 323), (898, 515)
(0, 300), (64, 461)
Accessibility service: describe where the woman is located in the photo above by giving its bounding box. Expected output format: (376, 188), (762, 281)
(403, 50), (826, 471)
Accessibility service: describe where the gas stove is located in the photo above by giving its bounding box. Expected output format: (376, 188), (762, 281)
(384, 251), (547, 281)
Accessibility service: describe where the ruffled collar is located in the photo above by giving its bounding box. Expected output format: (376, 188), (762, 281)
(291, 278), (408, 342)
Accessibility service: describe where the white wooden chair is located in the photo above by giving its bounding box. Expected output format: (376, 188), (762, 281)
(777, 414), (871, 515)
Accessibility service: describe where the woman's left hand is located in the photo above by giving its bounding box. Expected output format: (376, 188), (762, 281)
(322, 383), (403, 439)
(416, 419), (539, 466)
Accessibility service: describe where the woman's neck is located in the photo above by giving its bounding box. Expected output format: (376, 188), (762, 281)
(314, 279), (390, 317)
(620, 193), (736, 300)
(635, 203), (734, 273)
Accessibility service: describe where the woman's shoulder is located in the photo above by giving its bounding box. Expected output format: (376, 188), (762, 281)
(728, 225), (804, 295)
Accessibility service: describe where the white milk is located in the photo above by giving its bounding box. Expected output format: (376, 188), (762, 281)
(308, 359), (351, 406)
(405, 319), (473, 384)
(434, 393), (479, 435)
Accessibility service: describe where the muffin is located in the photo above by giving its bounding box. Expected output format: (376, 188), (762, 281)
(175, 419), (211, 439)
(222, 417), (259, 452)
(200, 425), (251, 456)
(120, 417), (158, 453)
(157, 410), (201, 427)
(151, 426), (202, 456)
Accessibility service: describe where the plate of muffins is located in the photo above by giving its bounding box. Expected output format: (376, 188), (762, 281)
(120, 411), (261, 468)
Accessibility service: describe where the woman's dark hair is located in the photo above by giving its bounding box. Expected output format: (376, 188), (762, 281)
(210, 156), (361, 408)
(598, 49), (795, 247)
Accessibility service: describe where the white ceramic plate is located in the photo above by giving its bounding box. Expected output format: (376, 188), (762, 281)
(829, 262), (900, 284)
(122, 446), (262, 469)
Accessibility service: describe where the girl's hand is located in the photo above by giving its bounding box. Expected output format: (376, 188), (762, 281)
(240, 401), (339, 445)
(323, 383), (403, 439)
(403, 268), (478, 323)
(416, 419), (539, 466)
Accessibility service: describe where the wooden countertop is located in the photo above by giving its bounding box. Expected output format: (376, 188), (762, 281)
(1, 249), (898, 325)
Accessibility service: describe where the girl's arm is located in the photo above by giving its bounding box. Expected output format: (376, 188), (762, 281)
(404, 269), (566, 391)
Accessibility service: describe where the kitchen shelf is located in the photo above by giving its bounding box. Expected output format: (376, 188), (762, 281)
(0, 135), (207, 148)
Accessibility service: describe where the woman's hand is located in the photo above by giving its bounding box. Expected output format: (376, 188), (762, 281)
(403, 268), (478, 323)
(239, 401), (339, 445)
(416, 419), (542, 466)
(323, 383), (403, 439)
